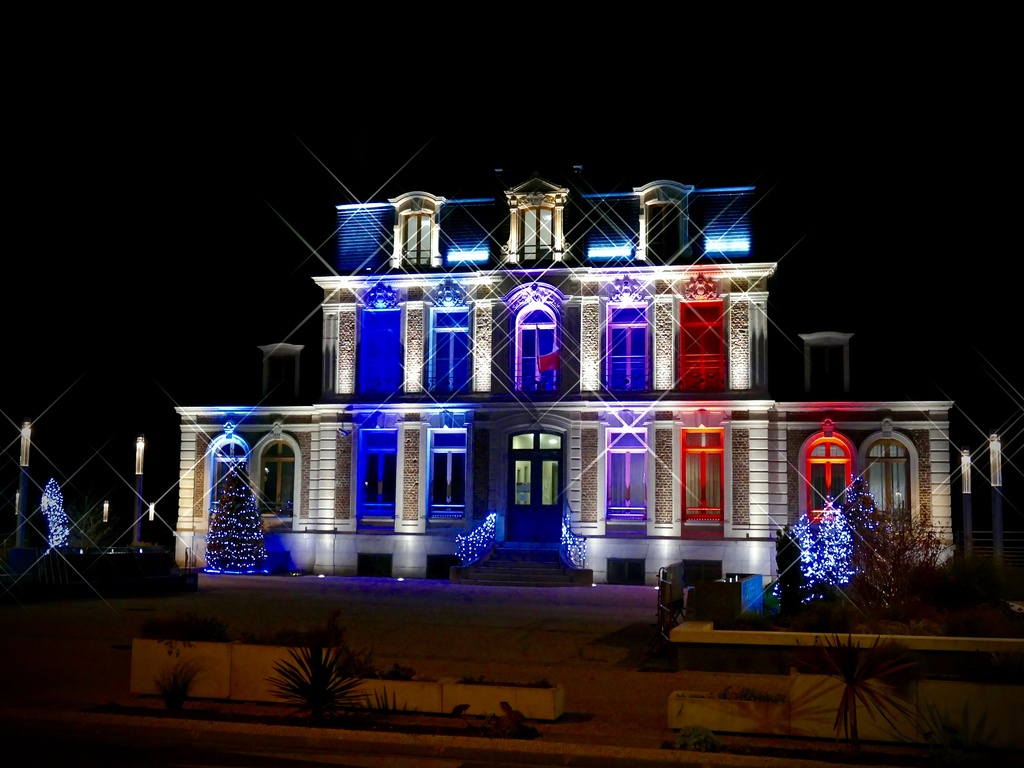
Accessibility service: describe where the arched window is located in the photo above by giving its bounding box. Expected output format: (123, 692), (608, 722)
(212, 434), (250, 512)
(807, 436), (852, 521)
(259, 441), (295, 520)
(515, 306), (559, 392)
(863, 438), (910, 526)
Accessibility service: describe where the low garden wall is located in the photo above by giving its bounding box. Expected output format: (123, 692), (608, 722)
(667, 624), (1024, 749)
(669, 673), (1024, 749)
(131, 639), (564, 720)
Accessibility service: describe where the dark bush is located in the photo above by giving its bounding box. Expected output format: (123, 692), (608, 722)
(139, 611), (230, 642)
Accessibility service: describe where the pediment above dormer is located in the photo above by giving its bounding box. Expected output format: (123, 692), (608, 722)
(505, 175), (569, 208)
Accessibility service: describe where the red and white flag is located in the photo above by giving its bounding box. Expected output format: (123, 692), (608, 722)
(538, 346), (560, 373)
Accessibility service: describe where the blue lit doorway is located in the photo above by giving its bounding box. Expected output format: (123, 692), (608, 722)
(507, 431), (563, 543)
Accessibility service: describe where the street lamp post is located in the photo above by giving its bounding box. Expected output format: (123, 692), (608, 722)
(960, 447), (973, 556)
(133, 435), (145, 544)
(989, 432), (1003, 561)
(16, 420), (30, 548)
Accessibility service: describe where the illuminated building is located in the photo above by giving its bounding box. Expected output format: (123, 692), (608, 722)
(173, 170), (953, 585)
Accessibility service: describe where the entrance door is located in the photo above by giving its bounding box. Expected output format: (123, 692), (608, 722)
(507, 431), (563, 543)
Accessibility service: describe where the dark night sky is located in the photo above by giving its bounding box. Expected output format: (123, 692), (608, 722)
(4, 78), (1021, 547)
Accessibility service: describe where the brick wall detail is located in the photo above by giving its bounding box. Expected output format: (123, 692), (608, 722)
(403, 419), (420, 521)
(729, 299), (750, 390)
(732, 428), (750, 526)
(338, 305), (356, 395)
(334, 430), (351, 520)
(580, 426), (598, 523)
(655, 426), (674, 525)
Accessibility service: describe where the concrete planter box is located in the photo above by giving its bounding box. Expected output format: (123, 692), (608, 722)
(668, 672), (1024, 749)
(131, 639), (562, 719)
(442, 681), (565, 721)
(354, 678), (447, 713)
(131, 639), (232, 700)
(668, 691), (789, 735)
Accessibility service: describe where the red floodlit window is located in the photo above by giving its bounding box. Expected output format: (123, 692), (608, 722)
(807, 437), (852, 521)
(683, 429), (723, 523)
(680, 302), (724, 392)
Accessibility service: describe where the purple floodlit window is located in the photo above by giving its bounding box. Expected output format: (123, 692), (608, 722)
(607, 430), (647, 520)
(515, 307), (559, 392)
(607, 305), (649, 391)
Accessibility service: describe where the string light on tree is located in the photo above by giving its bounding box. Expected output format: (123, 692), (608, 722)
(40, 477), (70, 549)
(204, 465), (267, 574)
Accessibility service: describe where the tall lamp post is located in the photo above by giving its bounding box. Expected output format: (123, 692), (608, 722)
(960, 447), (973, 556)
(16, 420), (30, 548)
(133, 435), (145, 545)
(989, 432), (1003, 561)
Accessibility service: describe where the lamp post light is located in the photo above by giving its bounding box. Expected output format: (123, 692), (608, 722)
(960, 447), (973, 556)
(149, 502), (155, 522)
(16, 420), (30, 548)
(103, 500), (109, 524)
(133, 435), (145, 544)
(989, 432), (1003, 561)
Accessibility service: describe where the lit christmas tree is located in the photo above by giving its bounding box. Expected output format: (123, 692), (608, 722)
(204, 465), (267, 573)
(40, 477), (70, 549)
(776, 484), (868, 606)
(804, 501), (856, 600)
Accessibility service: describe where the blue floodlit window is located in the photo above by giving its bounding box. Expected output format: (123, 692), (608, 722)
(516, 307), (558, 392)
(429, 309), (470, 393)
(607, 306), (648, 391)
(607, 430), (647, 520)
(359, 309), (402, 394)
(359, 429), (397, 518)
(430, 430), (467, 518)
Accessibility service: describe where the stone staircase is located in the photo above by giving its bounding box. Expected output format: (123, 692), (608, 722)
(450, 544), (592, 587)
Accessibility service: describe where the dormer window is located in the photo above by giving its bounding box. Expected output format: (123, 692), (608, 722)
(389, 191), (444, 268)
(520, 206), (554, 261)
(634, 180), (693, 262)
(404, 213), (431, 265)
(505, 177), (568, 263)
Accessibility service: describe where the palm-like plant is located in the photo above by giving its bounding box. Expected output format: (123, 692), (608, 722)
(266, 645), (367, 723)
(803, 633), (916, 752)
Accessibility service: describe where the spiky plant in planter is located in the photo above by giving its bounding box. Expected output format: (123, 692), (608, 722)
(266, 645), (367, 723)
(154, 657), (204, 711)
(798, 633), (916, 753)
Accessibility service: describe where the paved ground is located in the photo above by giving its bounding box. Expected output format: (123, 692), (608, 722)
(0, 572), (972, 766)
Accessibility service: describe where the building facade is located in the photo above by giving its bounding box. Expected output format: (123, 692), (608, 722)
(173, 171), (953, 585)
